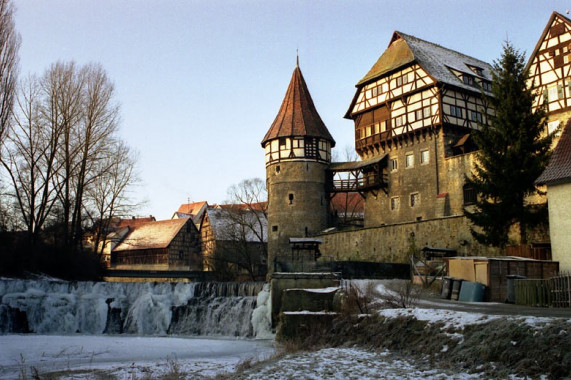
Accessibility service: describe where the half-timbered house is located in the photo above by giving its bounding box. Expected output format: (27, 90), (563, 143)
(111, 217), (202, 271)
(200, 206), (267, 279)
(345, 31), (493, 227)
(527, 11), (571, 138)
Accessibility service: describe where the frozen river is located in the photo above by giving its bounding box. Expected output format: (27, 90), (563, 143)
(0, 335), (275, 379)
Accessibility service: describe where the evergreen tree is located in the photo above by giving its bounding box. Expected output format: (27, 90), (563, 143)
(465, 42), (552, 247)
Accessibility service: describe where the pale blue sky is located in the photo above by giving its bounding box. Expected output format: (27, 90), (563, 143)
(13, 1), (567, 219)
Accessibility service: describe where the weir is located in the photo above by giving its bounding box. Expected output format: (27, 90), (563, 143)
(0, 279), (268, 338)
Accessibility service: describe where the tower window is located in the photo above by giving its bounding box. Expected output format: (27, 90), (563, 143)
(390, 197), (400, 211)
(405, 153), (414, 168)
(420, 150), (429, 164)
(272, 225), (278, 232)
(276, 165), (280, 173)
(288, 193), (294, 204)
(390, 158), (398, 171)
(410, 193), (420, 207)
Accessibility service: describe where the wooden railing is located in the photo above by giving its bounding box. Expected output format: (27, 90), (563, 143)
(331, 174), (388, 192)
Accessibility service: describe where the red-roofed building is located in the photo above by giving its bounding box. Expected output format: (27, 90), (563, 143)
(172, 201), (208, 226)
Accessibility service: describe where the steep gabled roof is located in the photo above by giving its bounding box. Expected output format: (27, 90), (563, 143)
(536, 119), (571, 186)
(525, 11), (571, 72)
(176, 201), (208, 216)
(261, 65), (335, 147)
(357, 31), (492, 90)
(113, 218), (190, 252)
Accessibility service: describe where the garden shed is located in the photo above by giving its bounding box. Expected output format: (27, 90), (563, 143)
(447, 256), (559, 302)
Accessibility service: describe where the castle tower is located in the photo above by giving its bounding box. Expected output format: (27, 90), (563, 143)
(262, 63), (336, 272)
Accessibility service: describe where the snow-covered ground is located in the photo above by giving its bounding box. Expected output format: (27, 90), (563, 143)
(0, 335), (275, 379)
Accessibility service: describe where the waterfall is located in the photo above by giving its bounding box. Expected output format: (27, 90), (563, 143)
(0, 279), (266, 338)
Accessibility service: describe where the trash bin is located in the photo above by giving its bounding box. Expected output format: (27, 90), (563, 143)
(441, 277), (454, 299)
(451, 278), (464, 301)
(506, 275), (526, 303)
(458, 281), (486, 302)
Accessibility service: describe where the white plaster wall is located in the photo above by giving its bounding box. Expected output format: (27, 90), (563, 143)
(548, 182), (571, 273)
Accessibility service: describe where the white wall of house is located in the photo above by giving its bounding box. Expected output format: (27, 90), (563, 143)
(547, 182), (571, 272)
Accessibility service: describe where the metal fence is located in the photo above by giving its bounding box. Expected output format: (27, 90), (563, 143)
(514, 275), (571, 308)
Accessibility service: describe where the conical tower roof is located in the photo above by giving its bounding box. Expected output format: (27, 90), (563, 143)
(261, 65), (335, 147)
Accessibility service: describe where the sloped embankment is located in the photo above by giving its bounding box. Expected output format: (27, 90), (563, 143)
(281, 314), (571, 379)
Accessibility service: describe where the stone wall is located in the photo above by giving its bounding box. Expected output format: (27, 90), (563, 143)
(317, 215), (500, 264)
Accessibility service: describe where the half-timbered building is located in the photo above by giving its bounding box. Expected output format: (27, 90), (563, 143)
(345, 31), (493, 226)
(111, 217), (202, 271)
(527, 11), (571, 137)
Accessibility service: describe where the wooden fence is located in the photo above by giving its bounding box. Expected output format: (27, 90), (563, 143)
(514, 275), (571, 307)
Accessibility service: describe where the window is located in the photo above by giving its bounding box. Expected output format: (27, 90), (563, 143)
(276, 165), (280, 173)
(463, 75), (475, 86)
(482, 81), (492, 92)
(272, 225), (278, 232)
(380, 120), (387, 132)
(390, 158), (398, 171)
(365, 125), (372, 137)
(402, 74), (409, 84)
(423, 107), (432, 118)
(405, 153), (414, 168)
(450, 105), (463, 118)
(415, 109), (423, 121)
(548, 85), (559, 101)
(410, 193), (420, 207)
(279, 137), (286, 147)
(288, 193), (294, 204)
(470, 111), (483, 123)
(420, 150), (429, 164)
(390, 197), (400, 211)
(373, 122), (380, 134)
(394, 115), (404, 127)
(396, 76), (403, 86)
(371, 86), (378, 97)
(463, 185), (476, 205)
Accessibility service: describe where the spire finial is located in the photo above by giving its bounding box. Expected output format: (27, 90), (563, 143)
(296, 49), (299, 67)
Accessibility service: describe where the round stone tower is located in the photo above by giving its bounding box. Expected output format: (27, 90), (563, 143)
(261, 63), (336, 273)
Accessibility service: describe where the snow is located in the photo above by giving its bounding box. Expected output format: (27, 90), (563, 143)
(234, 347), (483, 379)
(0, 335), (275, 379)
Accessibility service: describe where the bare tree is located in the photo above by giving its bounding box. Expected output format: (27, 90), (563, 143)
(0, 75), (63, 241)
(1, 61), (133, 251)
(0, 0), (20, 145)
(85, 141), (139, 257)
(211, 178), (268, 280)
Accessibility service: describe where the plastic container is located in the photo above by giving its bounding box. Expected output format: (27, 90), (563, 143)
(458, 281), (486, 302)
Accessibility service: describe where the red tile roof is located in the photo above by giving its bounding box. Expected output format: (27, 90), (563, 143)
(536, 119), (571, 185)
(113, 218), (190, 252)
(176, 201), (208, 215)
(261, 65), (335, 147)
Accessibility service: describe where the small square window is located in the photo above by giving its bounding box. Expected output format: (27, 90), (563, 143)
(272, 225), (278, 232)
(410, 193), (420, 207)
(405, 153), (414, 168)
(420, 150), (429, 164)
(423, 107), (431, 118)
(390, 158), (398, 171)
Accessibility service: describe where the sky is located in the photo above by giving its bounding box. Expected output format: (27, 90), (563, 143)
(12, 0), (568, 220)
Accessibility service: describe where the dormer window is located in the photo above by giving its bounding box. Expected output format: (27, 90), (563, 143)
(467, 65), (484, 76)
(463, 74), (475, 86)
